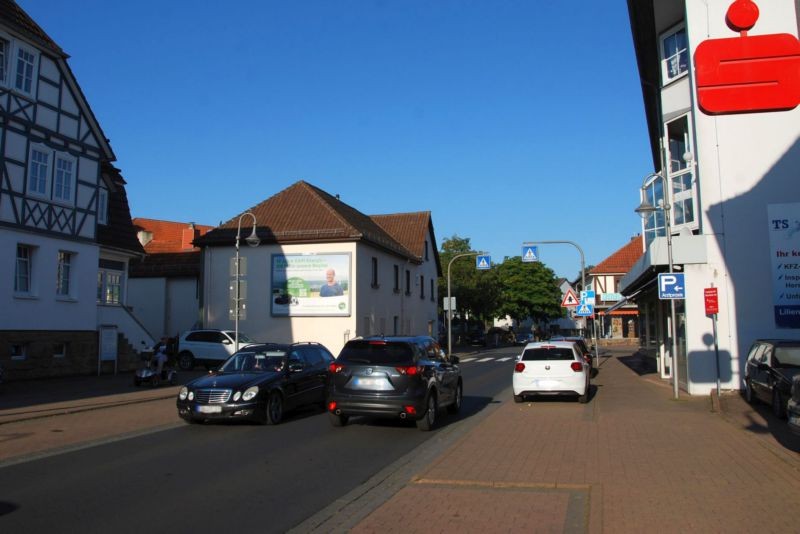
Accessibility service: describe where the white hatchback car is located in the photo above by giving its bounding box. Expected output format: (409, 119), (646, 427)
(513, 341), (590, 403)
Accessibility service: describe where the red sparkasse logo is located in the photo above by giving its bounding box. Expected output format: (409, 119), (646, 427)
(694, 0), (800, 114)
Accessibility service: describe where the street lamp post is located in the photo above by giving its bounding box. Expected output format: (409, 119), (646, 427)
(446, 251), (485, 357)
(635, 172), (680, 400)
(234, 212), (260, 353)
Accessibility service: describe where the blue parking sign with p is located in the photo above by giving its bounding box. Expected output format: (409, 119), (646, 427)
(658, 273), (685, 299)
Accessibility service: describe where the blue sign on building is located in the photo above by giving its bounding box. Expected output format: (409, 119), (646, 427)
(658, 273), (685, 300)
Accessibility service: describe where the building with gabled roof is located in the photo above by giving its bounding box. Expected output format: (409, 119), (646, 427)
(0, 1), (148, 379)
(128, 219), (214, 340)
(588, 235), (644, 341)
(194, 181), (441, 356)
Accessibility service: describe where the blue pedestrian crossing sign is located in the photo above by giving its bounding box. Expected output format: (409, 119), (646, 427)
(575, 303), (594, 317)
(522, 246), (539, 263)
(476, 255), (491, 270)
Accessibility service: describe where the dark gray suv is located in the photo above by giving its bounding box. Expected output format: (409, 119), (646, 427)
(326, 336), (462, 431)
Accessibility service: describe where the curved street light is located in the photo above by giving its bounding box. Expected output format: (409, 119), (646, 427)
(635, 172), (680, 400)
(234, 212), (260, 353)
(446, 251), (486, 357)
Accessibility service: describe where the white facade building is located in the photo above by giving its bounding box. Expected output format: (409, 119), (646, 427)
(623, 0), (800, 394)
(0, 2), (147, 378)
(196, 181), (441, 357)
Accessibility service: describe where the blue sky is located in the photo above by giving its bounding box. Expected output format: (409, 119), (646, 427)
(19, 0), (652, 280)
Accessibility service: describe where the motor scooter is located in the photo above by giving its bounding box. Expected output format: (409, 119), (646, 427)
(134, 349), (177, 387)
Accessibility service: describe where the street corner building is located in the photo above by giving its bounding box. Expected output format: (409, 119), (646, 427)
(193, 180), (442, 357)
(0, 0), (148, 379)
(623, 0), (800, 394)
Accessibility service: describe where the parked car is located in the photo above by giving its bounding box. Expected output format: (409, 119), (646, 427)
(466, 331), (487, 346)
(513, 341), (590, 403)
(176, 329), (255, 370)
(743, 339), (800, 418)
(177, 342), (335, 425)
(550, 336), (594, 369)
(788, 375), (800, 435)
(515, 333), (534, 345)
(327, 336), (462, 431)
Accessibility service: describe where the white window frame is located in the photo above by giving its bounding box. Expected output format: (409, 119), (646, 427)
(56, 250), (73, 298)
(28, 145), (50, 198)
(98, 270), (123, 305)
(665, 114), (697, 232)
(14, 244), (34, 296)
(97, 187), (108, 225)
(53, 154), (77, 205)
(659, 23), (688, 85)
(13, 41), (37, 96)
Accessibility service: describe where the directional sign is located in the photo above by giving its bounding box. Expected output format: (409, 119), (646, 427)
(575, 303), (594, 317)
(521, 246), (539, 263)
(476, 255), (491, 270)
(561, 289), (579, 307)
(580, 290), (596, 306)
(658, 273), (686, 300)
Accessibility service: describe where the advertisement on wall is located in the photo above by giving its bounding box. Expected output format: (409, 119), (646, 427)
(271, 253), (351, 316)
(768, 203), (800, 328)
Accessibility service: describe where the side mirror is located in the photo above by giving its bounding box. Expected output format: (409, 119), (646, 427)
(222, 339), (231, 345)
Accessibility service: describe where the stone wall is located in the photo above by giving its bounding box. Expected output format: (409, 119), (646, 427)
(0, 330), (141, 380)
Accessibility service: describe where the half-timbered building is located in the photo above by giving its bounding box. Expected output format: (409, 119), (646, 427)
(0, 1), (146, 379)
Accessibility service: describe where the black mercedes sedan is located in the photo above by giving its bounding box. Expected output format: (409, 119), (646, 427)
(743, 339), (800, 418)
(177, 342), (334, 425)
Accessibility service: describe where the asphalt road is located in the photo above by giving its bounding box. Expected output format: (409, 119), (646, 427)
(0, 345), (522, 533)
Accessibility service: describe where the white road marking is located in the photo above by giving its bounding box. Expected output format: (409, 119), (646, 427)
(497, 357), (513, 362)
(460, 358), (477, 362)
(476, 357), (493, 362)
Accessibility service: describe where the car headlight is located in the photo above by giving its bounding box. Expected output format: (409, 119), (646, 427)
(179, 387), (188, 400)
(242, 386), (259, 401)
(233, 391), (242, 401)
(188, 391), (194, 401)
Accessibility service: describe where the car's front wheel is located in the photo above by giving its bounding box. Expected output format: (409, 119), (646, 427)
(178, 351), (194, 371)
(416, 392), (437, 431)
(744, 378), (755, 404)
(447, 382), (463, 414)
(266, 391), (284, 425)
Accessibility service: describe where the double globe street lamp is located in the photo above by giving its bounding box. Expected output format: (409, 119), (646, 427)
(635, 172), (680, 400)
(234, 212), (260, 353)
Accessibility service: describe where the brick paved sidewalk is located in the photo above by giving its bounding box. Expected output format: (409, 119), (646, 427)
(351, 349), (800, 533)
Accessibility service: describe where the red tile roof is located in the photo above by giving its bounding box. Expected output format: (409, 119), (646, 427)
(590, 236), (644, 274)
(372, 212), (442, 276)
(0, 0), (65, 56)
(196, 181), (426, 263)
(132, 218), (214, 253)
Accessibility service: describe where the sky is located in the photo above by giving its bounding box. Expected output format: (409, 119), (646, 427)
(18, 0), (653, 280)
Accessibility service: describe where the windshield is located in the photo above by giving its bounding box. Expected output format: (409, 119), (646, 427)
(338, 341), (415, 364)
(522, 347), (575, 361)
(234, 333), (254, 343)
(774, 346), (800, 368)
(220, 349), (287, 373)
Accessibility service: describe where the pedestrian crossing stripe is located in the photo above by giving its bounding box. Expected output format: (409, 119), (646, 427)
(497, 357), (512, 362)
(460, 358), (477, 362)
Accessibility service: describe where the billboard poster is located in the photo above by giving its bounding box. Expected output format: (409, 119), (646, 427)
(271, 253), (351, 316)
(768, 203), (800, 328)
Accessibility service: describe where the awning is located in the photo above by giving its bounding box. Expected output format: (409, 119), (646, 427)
(605, 288), (643, 314)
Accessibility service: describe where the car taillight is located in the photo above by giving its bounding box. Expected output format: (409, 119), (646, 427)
(570, 362), (583, 372)
(404, 405), (417, 415)
(396, 365), (420, 376)
(514, 362), (525, 372)
(328, 401), (337, 412)
(329, 363), (344, 373)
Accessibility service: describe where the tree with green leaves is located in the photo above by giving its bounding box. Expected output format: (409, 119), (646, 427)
(437, 235), (500, 326)
(495, 256), (563, 325)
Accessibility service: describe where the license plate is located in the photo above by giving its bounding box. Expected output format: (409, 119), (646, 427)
(355, 377), (380, 387)
(196, 405), (222, 414)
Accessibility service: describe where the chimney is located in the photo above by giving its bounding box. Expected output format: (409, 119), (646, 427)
(181, 223), (199, 250)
